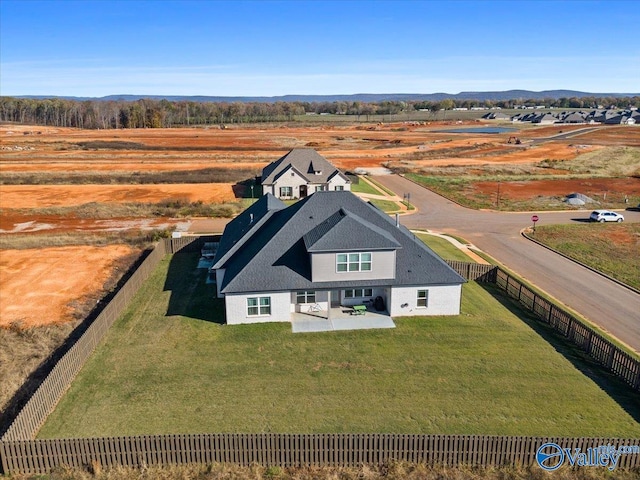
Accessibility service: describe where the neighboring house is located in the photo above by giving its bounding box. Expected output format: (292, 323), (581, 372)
(481, 112), (510, 120)
(560, 112), (587, 123)
(532, 113), (557, 124)
(260, 148), (351, 199)
(212, 191), (465, 325)
(605, 114), (636, 125)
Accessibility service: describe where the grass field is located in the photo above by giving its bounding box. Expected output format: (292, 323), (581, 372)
(38, 251), (640, 439)
(349, 177), (382, 195)
(368, 198), (402, 212)
(530, 223), (640, 290)
(7, 461), (640, 480)
(416, 233), (476, 262)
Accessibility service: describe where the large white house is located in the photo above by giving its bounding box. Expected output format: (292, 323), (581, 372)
(260, 148), (351, 199)
(212, 191), (465, 325)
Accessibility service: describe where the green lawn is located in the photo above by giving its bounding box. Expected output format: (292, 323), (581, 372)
(38, 253), (640, 439)
(416, 233), (476, 262)
(369, 198), (402, 213)
(350, 177), (382, 195)
(531, 223), (640, 290)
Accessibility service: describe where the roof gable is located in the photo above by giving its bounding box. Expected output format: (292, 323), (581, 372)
(303, 208), (401, 252)
(261, 148), (349, 185)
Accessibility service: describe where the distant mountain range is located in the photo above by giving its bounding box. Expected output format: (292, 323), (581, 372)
(13, 90), (640, 103)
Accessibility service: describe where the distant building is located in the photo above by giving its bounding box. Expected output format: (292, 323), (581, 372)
(260, 149), (351, 199)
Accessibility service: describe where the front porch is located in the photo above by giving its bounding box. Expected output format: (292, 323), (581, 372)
(291, 305), (395, 333)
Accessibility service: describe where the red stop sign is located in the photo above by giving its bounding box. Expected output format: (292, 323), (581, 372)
(531, 215), (539, 223)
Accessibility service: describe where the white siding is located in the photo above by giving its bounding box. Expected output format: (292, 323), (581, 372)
(272, 168), (308, 199)
(225, 291), (291, 325)
(328, 175), (351, 191)
(389, 285), (461, 316)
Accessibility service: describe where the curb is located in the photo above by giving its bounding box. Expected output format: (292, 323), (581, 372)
(521, 228), (640, 295)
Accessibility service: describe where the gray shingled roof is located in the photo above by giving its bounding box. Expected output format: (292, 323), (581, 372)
(216, 191), (465, 294)
(213, 194), (286, 268)
(261, 148), (350, 185)
(303, 208), (401, 252)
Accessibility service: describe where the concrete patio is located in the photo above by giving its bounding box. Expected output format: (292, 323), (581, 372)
(291, 306), (395, 333)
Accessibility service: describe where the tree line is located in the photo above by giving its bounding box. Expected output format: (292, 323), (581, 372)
(1, 95), (638, 129)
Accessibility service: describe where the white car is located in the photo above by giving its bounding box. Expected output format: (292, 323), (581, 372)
(589, 210), (624, 223)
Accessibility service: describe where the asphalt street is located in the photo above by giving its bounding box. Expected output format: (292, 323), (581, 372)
(373, 174), (640, 353)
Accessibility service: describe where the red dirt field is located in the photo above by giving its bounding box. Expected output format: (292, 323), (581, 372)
(0, 245), (137, 327)
(0, 212), (186, 234)
(5, 123), (634, 173)
(1, 122), (638, 327)
(473, 177), (640, 201)
(0, 183), (236, 208)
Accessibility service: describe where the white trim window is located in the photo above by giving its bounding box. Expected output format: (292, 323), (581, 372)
(279, 186), (293, 197)
(315, 185), (326, 192)
(296, 291), (316, 304)
(336, 252), (372, 272)
(247, 296), (271, 316)
(417, 290), (429, 308)
(335, 185), (344, 191)
(344, 288), (373, 298)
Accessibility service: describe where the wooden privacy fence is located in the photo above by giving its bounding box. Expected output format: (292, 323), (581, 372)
(1, 241), (165, 442)
(1, 236), (639, 474)
(2, 434), (639, 474)
(492, 269), (640, 392)
(444, 260), (497, 282)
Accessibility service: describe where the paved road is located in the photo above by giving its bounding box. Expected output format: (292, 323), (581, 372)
(531, 126), (600, 143)
(373, 174), (640, 353)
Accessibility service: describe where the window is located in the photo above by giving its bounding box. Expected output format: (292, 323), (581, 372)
(344, 288), (373, 298)
(335, 185), (344, 191)
(296, 291), (316, 304)
(337, 252), (371, 272)
(247, 296), (271, 316)
(315, 185), (326, 192)
(417, 290), (428, 308)
(279, 186), (293, 197)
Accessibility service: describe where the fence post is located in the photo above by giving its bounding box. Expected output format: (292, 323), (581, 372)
(633, 370), (640, 391)
(584, 330), (593, 354)
(566, 318), (574, 340)
(606, 346), (616, 370)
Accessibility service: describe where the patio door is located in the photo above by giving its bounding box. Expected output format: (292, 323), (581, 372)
(330, 290), (340, 307)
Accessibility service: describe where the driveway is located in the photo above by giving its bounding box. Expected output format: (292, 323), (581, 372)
(373, 174), (640, 353)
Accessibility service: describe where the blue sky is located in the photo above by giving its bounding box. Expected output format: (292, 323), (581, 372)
(1, 0), (639, 97)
